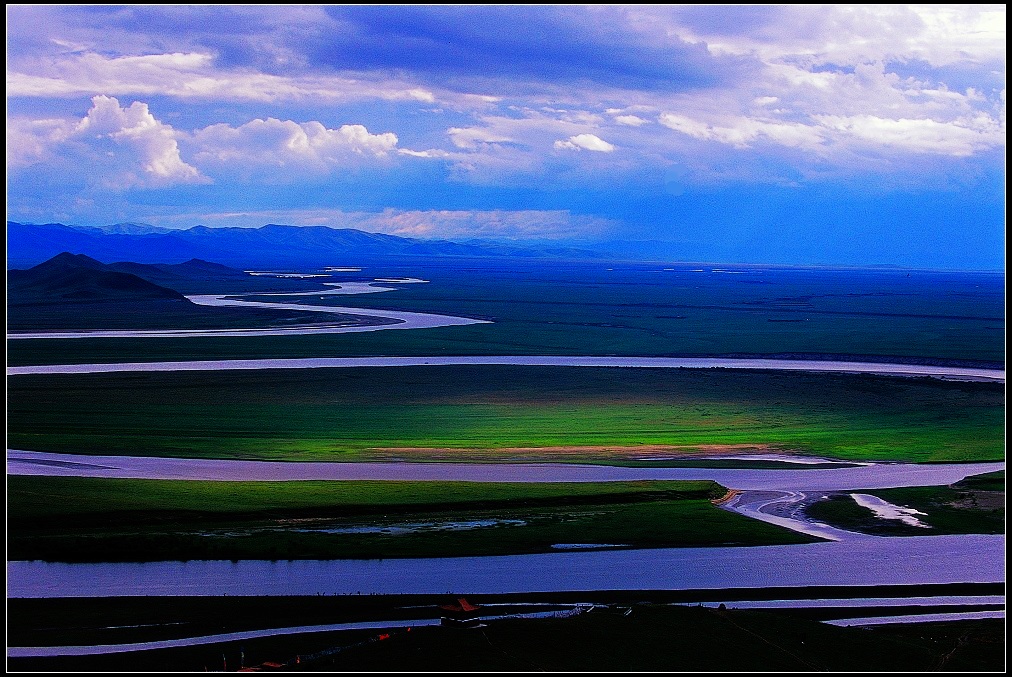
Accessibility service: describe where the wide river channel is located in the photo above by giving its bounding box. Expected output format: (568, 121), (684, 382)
(7, 452), (1004, 598)
(7, 282), (1004, 604)
(7, 534), (1003, 598)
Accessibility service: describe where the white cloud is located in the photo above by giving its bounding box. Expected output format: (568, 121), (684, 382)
(190, 118), (400, 174)
(554, 133), (616, 152)
(77, 96), (208, 186)
(814, 114), (1004, 156)
(7, 118), (72, 168)
(659, 106), (1004, 159)
(629, 4), (1005, 179)
(10, 95), (208, 189)
(6, 51), (440, 104)
(9, 99), (413, 189)
(398, 148), (450, 158)
(447, 126), (514, 149)
(614, 114), (649, 126)
(659, 113), (765, 149)
(665, 5), (1005, 68)
(657, 114), (715, 141)
(436, 113), (631, 184)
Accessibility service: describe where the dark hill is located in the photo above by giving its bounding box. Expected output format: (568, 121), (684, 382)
(103, 258), (248, 285)
(22, 252), (109, 273)
(165, 259), (247, 276)
(9, 253), (189, 304)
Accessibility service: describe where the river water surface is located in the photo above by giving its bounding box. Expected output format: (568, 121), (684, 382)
(7, 534), (1003, 598)
(7, 450), (1002, 489)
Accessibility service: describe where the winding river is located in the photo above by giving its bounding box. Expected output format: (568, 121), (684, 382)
(6, 291), (489, 340)
(6, 277), (1005, 620)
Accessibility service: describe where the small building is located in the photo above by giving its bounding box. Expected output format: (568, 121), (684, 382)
(439, 597), (482, 627)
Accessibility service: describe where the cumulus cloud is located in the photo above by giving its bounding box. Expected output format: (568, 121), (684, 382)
(10, 95), (208, 189)
(10, 97), (413, 190)
(190, 118), (400, 175)
(76, 95), (207, 185)
(553, 133), (616, 152)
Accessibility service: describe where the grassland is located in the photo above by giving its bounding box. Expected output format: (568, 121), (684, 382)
(6, 264), (1004, 366)
(804, 471), (1005, 536)
(7, 366), (1004, 463)
(952, 469), (1006, 491)
(7, 476), (816, 562)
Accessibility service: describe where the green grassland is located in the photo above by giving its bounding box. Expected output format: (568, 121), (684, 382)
(7, 476), (816, 561)
(7, 366), (1004, 463)
(804, 471), (1004, 536)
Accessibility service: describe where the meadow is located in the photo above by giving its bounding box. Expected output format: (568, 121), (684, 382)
(804, 471), (1005, 536)
(7, 366), (1004, 463)
(7, 477), (817, 562)
(7, 262), (1004, 366)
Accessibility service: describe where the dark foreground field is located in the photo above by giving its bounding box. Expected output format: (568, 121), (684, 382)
(8, 589), (1004, 672)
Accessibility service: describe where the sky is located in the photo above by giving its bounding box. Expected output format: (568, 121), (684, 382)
(6, 4), (1006, 268)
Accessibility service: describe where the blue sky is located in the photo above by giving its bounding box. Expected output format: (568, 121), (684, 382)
(6, 5), (1006, 268)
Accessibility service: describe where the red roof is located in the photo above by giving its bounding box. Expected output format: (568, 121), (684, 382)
(439, 597), (480, 612)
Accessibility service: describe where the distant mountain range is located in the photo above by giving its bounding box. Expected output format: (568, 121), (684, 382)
(7, 221), (613, 268)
